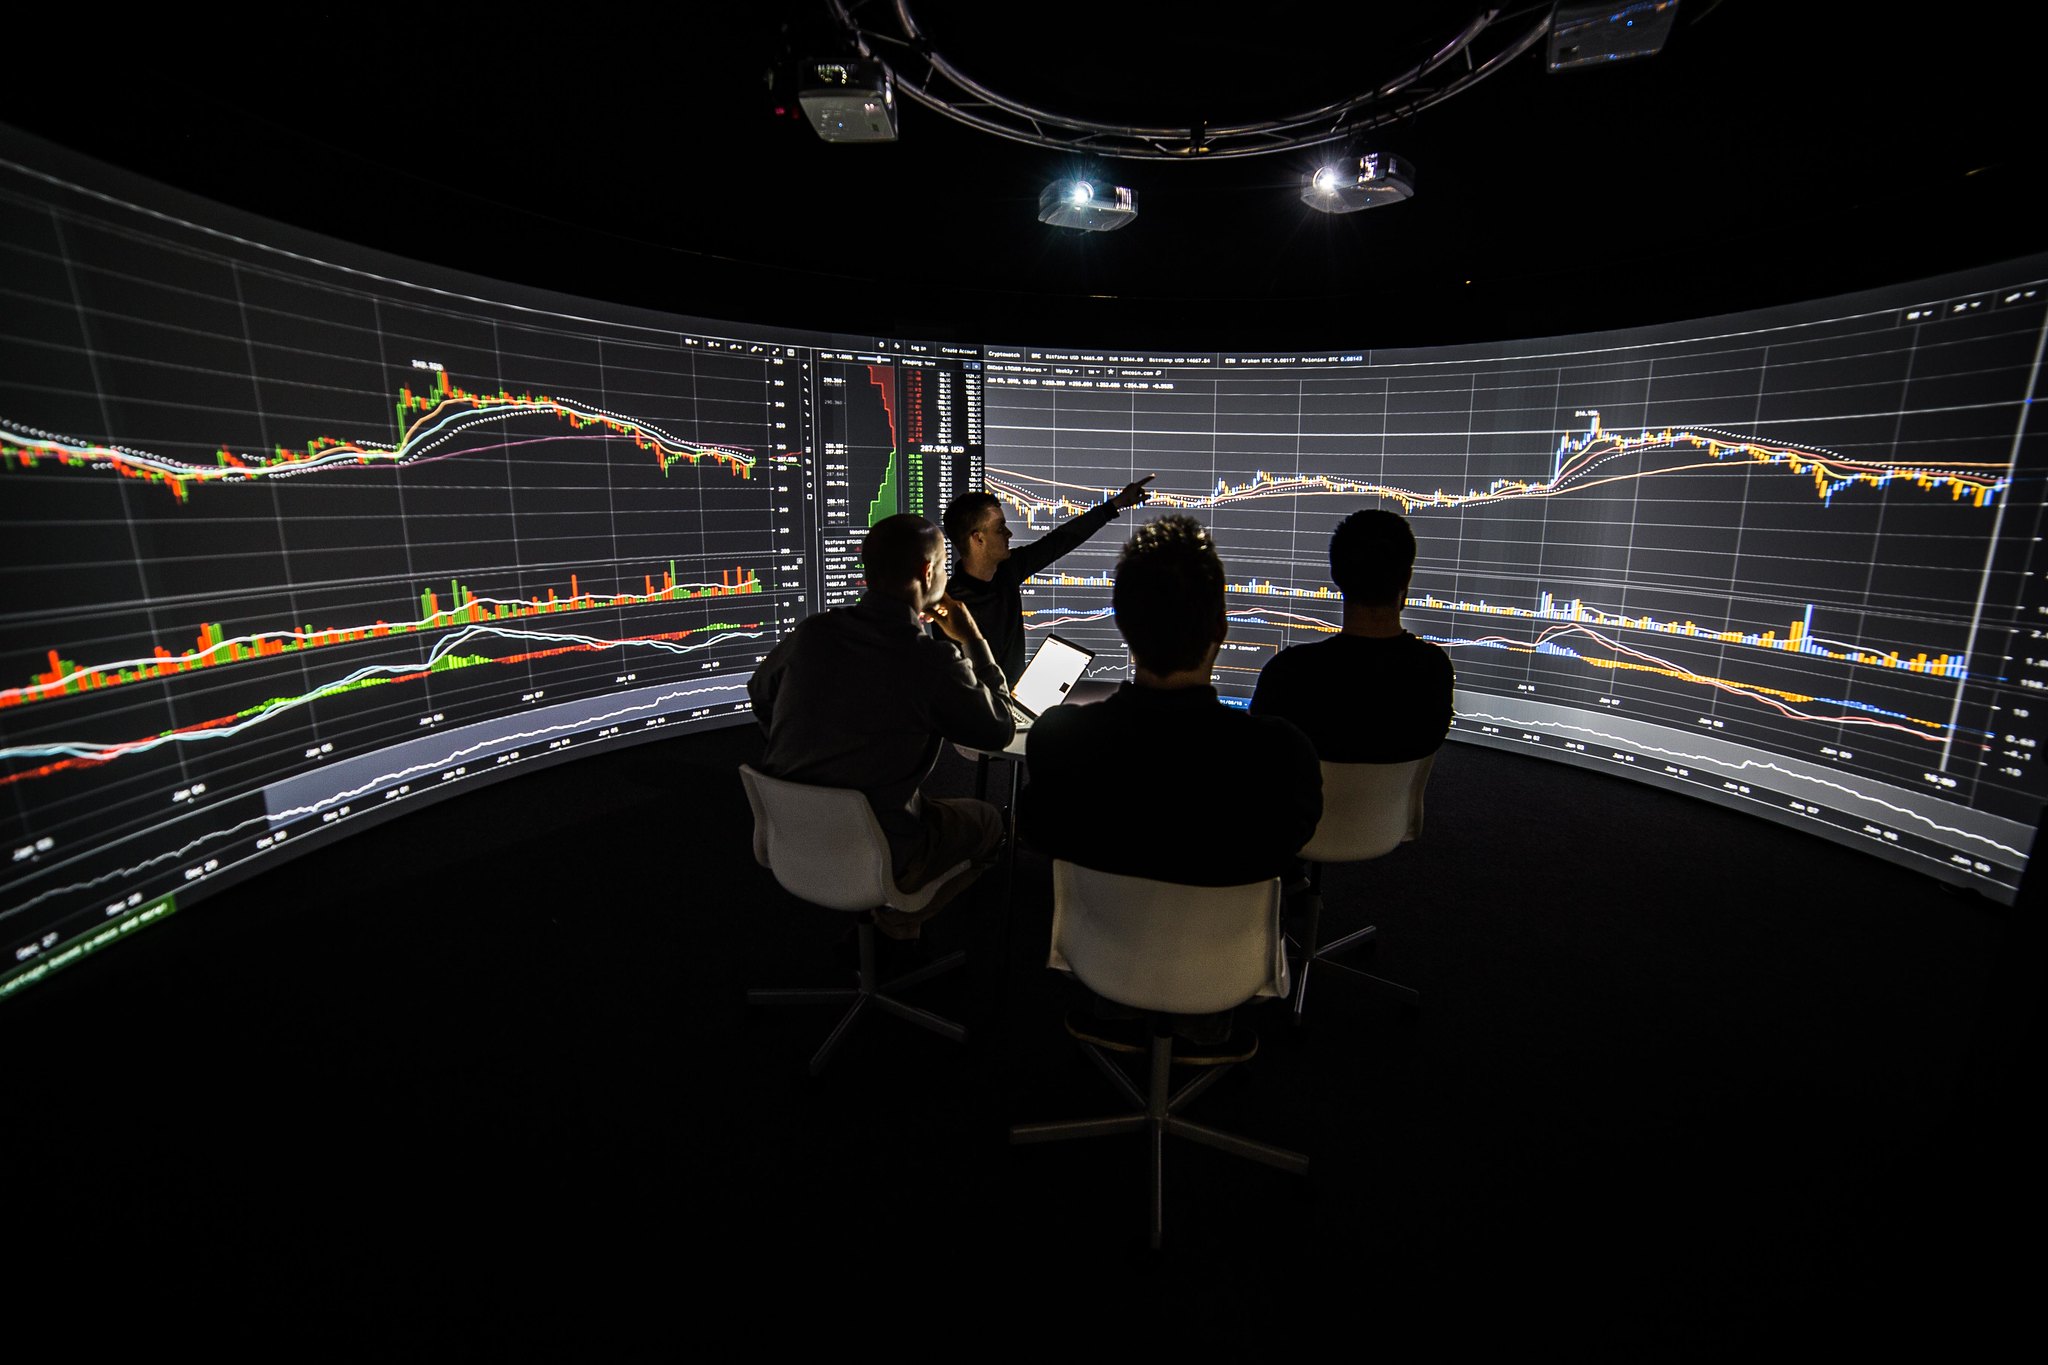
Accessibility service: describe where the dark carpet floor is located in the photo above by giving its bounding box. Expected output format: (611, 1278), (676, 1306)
(13, 725), (2036, 1350)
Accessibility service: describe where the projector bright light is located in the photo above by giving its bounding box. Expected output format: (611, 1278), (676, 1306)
(1038, 179), (1137, 232)
(798, 60), (898, 143)
(1302, 152), (1415, 214)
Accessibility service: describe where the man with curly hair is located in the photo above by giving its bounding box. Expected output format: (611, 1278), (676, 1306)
(1020, 515), (1322, 1052)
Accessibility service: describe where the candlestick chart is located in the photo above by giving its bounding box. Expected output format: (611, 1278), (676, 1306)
(991, 278), (2048, 899)
(0, 144), (813, 994)
(4, 127), (2045, 1008)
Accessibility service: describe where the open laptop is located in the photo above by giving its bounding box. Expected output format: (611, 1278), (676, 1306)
(1009, 633), (1094, 728)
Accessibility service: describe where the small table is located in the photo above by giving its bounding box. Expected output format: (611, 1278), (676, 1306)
(958, 734), (1028, 887)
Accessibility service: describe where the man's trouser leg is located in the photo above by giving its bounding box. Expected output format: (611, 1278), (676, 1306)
(876, 797), (1004, 938)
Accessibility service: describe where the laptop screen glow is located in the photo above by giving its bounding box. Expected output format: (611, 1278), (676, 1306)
(1013, 633), (1094, 718)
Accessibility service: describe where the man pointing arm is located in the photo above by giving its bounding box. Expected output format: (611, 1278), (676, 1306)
(939, 476), (1154, 685)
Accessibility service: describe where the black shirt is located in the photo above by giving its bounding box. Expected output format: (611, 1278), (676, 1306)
(946, 500), (1122, 684)
(1020, 683), (1322, 886)
(1247, 631), (1455, 763)
(749, 592), (1014, 872)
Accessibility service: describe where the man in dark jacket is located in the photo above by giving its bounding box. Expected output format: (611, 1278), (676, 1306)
(749, 514), (1013, 935)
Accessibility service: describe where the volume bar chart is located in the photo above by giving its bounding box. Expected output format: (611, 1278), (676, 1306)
(0, 135), (814, 997)
(986, 270), (2048, 899)
(7, 565), (765, 710)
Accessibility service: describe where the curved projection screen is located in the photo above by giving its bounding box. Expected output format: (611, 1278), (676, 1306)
(3, 132), (2043, 998)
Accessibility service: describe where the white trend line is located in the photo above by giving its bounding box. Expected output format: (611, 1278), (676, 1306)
(1456, 708), (2024, 858)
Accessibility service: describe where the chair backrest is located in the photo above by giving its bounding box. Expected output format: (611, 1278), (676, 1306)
(1048, 862), (1288, 1016)
(1298, 755), (1434, 864)
(738, 765), (897, 911)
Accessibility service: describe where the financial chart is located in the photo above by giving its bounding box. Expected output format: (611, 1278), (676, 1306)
(807, 344), (987, 607)
(984, 287), (2048, 901)
(3, 131), (2042, 1002)
(0, 138), (814, 995)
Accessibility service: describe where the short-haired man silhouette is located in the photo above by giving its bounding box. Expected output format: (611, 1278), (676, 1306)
(941, 475), (1152, 685)
(748, 514), (1012, 934)
(1021, 513), (1322, 883)
(1019, 514), (1322, 1052)
(1249, 508), (1454, 762)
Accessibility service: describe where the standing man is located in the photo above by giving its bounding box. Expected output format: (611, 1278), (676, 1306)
(1249, 508), (1454, 761)
(748, 514), (1013, 935)
(941, 476), (1155, 685)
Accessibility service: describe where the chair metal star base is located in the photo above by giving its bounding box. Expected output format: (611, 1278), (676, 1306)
(740, 765), (974, 1077)
(1289, 862), (1421, 1024)
(749, 919), (967, 1076)
(1011, 1031), (1308, 1249)
(1287, 755), (1434, 1024)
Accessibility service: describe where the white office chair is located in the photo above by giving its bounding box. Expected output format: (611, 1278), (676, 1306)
(1009, 861), (1308, 1248)
(740, 765), (970, 1076)
(1291, 754), (1434, 1021)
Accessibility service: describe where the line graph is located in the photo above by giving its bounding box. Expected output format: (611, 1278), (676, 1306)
(3, 123), (2044, 1007)
(1449, 696), (2029, 864)
(987, 285), (2048, 899)
(988, 411), (2011, 526)
(0, 618), (769, 783)
(1025, 599), (1971, 741)
(1026, 569), (1974, 680)
(1431, 623), (1955, 740)
(1, 368), (763, 501)
(6, 564), (762, 710)
(1, 674), (759, 932)
(0, 134), (813, 992)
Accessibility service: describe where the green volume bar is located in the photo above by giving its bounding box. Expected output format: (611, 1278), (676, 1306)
(867, 448), (901, 527)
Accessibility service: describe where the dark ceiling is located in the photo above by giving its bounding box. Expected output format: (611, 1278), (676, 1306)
(8, 3), (2041, 349)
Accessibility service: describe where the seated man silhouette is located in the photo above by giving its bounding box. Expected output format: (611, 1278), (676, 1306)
(1250, 508), (1454, 762)
(1020, 515), (1322, 1055)
(748, 514), (1013, 937)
